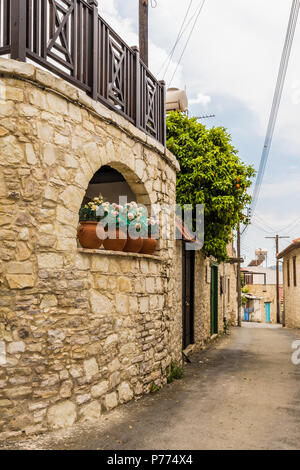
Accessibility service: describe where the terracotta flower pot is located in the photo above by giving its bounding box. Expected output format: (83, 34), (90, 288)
(103, 228), (127, 252)
(77, 221), (104, 249)
(140, 237), (158, 255)
(123, 236), (143, 253)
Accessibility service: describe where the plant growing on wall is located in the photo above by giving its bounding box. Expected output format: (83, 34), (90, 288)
(79, 195), (104, 221)
(166, 112), (256, 262)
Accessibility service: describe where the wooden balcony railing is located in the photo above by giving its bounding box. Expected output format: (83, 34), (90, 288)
(0, 0), (166, 145)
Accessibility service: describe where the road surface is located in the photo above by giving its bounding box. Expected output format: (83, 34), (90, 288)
(1, 325), (300, 450)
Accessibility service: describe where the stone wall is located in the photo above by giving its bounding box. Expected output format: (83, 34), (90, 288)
(282, 247), (300, 328)
(175, 241), (238, 352)
(223, 242), (238, 327)
(0, 58), (180, 439)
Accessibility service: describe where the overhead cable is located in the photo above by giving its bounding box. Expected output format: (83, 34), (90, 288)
(242, 0), (300, 236)
(157, 0), (194, 78)
(168, 0), (206, 88)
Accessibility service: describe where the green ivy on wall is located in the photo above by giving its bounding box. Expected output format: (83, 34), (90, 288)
(166, 112), (256, 263)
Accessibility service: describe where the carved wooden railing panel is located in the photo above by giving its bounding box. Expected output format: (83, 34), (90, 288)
(0, 0), (166, 145)
(0, 0), (10, 53)
(25, 0), (93, 92)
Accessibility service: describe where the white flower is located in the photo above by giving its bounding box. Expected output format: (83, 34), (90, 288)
(128, 213), (135, 221)
(111, 211), (118, 217)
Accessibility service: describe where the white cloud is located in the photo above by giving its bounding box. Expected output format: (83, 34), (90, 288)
(189, 93), (211, 106)
(99, 0), (182, 85)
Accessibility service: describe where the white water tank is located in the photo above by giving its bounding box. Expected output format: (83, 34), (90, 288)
(166, 88), (188, 113)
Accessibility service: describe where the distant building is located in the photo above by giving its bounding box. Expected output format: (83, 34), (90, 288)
(241, 256), (283, 323)
(277, 238), (300, 328)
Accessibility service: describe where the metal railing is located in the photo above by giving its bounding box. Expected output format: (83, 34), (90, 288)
(0, 0), (166, 145)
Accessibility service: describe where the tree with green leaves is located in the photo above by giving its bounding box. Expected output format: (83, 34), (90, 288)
(166, 112), (255, 262)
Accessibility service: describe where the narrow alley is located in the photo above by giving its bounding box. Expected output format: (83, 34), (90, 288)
(2, 326), (300, 451)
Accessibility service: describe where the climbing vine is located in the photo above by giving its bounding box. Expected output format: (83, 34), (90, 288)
(166, 112), (256, 262)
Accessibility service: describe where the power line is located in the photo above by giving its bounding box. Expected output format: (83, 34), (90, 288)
(252, 214), (282, 233)
(168, 0), (206, 88)
(277, 214), (300, 233)
(242, 0), (300, 236)
(251, 1), (300, 211)
(157, 0), (194, 78)
(251, 222), (275, 235)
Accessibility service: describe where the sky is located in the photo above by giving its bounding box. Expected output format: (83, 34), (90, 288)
(99, 0), (300, 266)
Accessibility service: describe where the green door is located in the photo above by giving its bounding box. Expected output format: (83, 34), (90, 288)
(210, 265), (219, 335)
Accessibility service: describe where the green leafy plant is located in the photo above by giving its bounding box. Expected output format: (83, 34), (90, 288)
(166, 112), (256, 262)
(167, 361), (184, 384)
(79, 195), (104, 222)
(150, 381), (161, 393)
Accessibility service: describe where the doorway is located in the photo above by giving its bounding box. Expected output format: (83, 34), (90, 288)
(210, 265), (219, 335)
(182, 244), (195, 349)
(265, 302), (271, 323)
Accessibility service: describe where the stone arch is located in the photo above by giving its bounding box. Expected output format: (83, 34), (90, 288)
(82, 161), (152, 209)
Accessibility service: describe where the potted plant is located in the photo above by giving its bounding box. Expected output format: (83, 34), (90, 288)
(77, 195), (105, 249)
(123, 203), (148, 253)
(140, 216), (159, 255)
(102, 203), (127, 252)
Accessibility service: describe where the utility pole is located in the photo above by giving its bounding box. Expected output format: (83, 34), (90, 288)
(237, 223), (242, 327)
(265, 235), (290, 324)
(139, 0), (149, 66)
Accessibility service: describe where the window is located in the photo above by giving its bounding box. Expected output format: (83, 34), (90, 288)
(244, 274), (253, 285)
(293, 256), (297, 287)
(220, 276), (224, 295)
(287, 259), (290, 287)
(205, 265), (210, 284)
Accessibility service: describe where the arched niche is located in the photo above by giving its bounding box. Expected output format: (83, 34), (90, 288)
(83, 163), (151, 209)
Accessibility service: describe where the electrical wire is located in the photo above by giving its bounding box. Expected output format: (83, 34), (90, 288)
(251, 0), (300, 211)
(242, 0), (300, 236)
(157, 0), (194, 78)
(252, 212), (300, 235)
(277, 214), (300, 233)
(252, 214), (282, 233)
(168, 0), (206, 88)
(250, 222), (276, 235)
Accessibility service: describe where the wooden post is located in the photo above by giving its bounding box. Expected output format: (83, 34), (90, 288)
(275, 234), (281, 324)
(10, 0), (27, 61)
(266, 234), (290, 324)
(159, 80), (166, 147)
(89, 0), (99, 101)
(132, 46), (141, 129)
(139, 0), (149, 66)
(237, 223), (242, 327)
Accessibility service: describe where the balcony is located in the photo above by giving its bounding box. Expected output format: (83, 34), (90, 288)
(0, 0), (166, 145)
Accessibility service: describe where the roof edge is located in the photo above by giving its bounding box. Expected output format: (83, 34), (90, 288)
(277, 241), (300, 259)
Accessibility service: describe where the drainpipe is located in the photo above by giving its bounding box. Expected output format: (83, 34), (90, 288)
(223, 263), (227, 328)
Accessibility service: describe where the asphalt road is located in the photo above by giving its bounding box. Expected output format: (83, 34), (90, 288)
(1, 325), (300, 450)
